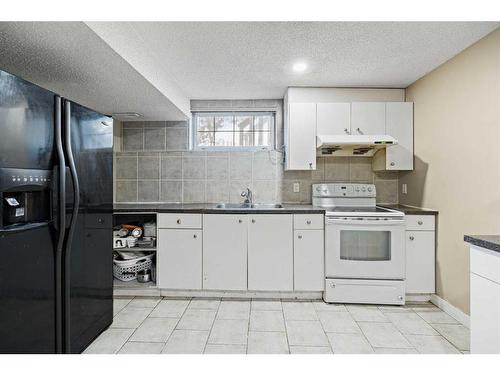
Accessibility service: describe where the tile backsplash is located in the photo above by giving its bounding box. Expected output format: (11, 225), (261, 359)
(115, 148), (398, 204)
(114, 99), (398, 205)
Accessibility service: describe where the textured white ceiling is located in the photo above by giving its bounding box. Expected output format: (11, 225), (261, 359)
(89, 22), (499, 99)
(0, 22), (189, 121)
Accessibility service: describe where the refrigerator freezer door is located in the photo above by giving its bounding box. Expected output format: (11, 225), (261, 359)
(64, 101), (113, 353)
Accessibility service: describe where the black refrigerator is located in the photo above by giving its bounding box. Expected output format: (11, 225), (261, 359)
(0, 69), (113, 353)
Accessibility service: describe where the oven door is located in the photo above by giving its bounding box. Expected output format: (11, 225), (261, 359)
(325, 216), (405, 280)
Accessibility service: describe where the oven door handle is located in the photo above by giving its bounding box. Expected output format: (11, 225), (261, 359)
(326, 218), (405, 226)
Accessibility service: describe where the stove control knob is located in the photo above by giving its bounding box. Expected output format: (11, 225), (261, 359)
(361, 187), (366, 192)
(316, 186), (321, 192)
(355, 187), (360, 192)
(322, 189), (328, 194)
(367, 187), (372, 192)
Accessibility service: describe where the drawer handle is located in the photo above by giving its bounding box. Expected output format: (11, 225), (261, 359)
(98, 218), (104, 224)
(418, 221), (423, 225)
(238, 219), (243, 223)
(298, 235), (302, 239)
(193, 234), (197, 239)
(252, 219), (255, 223)
(409, 236), (414, 241)
(306, 220), (311, 225)
(177, 219), (181, 224)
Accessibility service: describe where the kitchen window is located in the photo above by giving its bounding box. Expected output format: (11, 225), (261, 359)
(192, 112), (275, 150)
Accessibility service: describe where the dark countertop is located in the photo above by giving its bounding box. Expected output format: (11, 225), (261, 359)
(464, 235), (500, 253)
(113, 203), (325, 215)
(379, 204), (438, 215)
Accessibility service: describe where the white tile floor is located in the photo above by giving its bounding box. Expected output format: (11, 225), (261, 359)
(83, 297), (470, 354)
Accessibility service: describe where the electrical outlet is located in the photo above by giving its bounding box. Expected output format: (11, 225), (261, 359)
(402, 183), (408, 194)
(293, 182), (300, 193)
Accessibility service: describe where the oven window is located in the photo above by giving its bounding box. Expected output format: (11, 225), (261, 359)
(340, 231), (391, 261)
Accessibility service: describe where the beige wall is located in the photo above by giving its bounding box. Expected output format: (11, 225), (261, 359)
(401, 27), (500, 314)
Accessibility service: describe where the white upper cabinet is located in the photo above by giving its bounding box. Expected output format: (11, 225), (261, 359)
(285, 102), (316, 170)
(351, 102), (386, 135)
(316, 103), (351, 136)
(384, 102), (414, 170)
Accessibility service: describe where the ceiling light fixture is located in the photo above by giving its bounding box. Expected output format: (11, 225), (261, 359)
(292, 62), (308, 73)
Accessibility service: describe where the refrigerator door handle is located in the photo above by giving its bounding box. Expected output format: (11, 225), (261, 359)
(54, 95), (65, 354)
(62, 99), (80, 353)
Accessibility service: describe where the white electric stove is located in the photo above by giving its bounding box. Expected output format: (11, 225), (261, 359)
(313, 183), (406, 305)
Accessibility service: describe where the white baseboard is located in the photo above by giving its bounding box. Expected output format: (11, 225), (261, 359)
(430, 294), (470, 328)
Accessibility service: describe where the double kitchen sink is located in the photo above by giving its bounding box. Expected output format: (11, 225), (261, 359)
(214, 203), (284, 210)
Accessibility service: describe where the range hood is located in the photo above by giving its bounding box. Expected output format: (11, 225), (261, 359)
(316, 134), (398, 156)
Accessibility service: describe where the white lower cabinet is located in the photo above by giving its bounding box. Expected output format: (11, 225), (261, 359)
(248, 214), (293, 291)
(470, 272), (500, 353)
(470, 245), (500, 353)
(158, 229), (202, 289)
(203, 214), (247, 290)
(404, 214), (436, 295)
(405, 230), (435, 294)
(294, 229), (324, 291)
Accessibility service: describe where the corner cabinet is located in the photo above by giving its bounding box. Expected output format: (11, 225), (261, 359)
(284, 102), (317, 170)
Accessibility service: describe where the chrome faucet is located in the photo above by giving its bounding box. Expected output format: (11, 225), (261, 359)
(241, 188), (253, 205)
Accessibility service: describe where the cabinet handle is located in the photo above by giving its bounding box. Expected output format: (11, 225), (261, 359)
(98, 218), (104, 224)
(298, 235), (302, 239)
(177, 219), (181, 224)
(344, 128), (350, 135)
(409, 236), (414, 241)
(193, 234), (197, 239)
(238, 219), (243, 223)
(418, 221), (423, 225)
(309, 162), (313, 169)
(356, 127), (363, 134)
(306, 220), (311, 225)
(390, 162), (395, 166)
(251, 219), (255, 223)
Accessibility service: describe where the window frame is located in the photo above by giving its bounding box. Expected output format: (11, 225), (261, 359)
(191, 111), (276, 151)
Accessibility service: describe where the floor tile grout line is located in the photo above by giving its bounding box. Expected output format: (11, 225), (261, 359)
(202, 298), (222, 354)
(278, 299), (291, 354)
(159, 296), (193, 353)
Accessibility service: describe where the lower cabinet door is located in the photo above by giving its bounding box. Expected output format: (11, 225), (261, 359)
(405, 230), (435, 294)
(471, 272), (500, 353)
(248, 214), (293, 291)
(294, 230), (324, 291)
(203, 214), (247, 290)
(158, 229), (202, 289)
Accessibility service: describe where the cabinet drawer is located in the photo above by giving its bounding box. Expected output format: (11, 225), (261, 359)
(294, 214), (324, 230)
(158, 213), (202, 229)
(405, 215), (435, 231)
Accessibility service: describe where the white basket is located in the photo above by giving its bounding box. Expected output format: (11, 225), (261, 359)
(113, 253), (154, 282)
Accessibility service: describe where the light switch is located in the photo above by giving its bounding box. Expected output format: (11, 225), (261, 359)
(402, 183), (407, 194)
(293, 182), (300, 193)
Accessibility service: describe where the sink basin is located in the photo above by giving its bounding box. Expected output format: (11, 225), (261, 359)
(214, 203), (283, 209)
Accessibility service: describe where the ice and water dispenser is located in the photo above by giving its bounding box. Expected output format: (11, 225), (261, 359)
(0, 168), (53, 229)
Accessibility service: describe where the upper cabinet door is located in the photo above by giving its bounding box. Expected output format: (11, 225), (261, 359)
(316, 103), (351, 136)
(351, 102), (386, 135)
(385, 102), (414, 170)
(286, 102), (316, 170)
